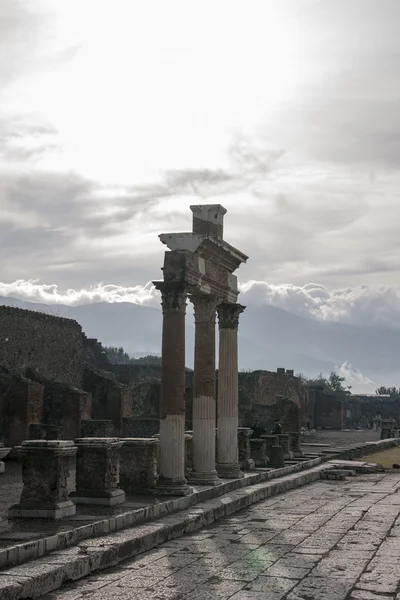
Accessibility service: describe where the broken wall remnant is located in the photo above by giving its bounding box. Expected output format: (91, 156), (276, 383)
(0, 366), (44, 446)
(0, 306), (84, 387)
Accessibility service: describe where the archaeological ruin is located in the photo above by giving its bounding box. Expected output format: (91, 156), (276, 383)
(0, 203), (398, 536)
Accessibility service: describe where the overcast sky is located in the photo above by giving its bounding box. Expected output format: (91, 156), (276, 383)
(1, 0), (400, 331)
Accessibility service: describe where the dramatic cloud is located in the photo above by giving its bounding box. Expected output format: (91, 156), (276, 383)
(3, 279), (400, 333)
(1, 0), (400, 317)
(338, 362), (375, 389)
(239, 281), (400, 329)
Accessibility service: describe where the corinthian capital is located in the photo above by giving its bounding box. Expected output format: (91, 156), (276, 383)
(217, 303), (245, 330)
(153, 281), (187, 313)
(190, 294), (219, 324)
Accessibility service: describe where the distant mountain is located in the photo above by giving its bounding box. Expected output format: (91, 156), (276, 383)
(1, 295), (397, 391)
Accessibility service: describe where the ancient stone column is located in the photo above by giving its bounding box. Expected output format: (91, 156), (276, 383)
(188, 294), (221, 485)
(216, 303), (245, 479)
(153, 282), (191, 496)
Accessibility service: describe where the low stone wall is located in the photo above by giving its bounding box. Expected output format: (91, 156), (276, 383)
(122, 417), (160, 438)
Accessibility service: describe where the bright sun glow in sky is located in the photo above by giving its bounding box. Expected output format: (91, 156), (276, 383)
(4, 0), (304, 184)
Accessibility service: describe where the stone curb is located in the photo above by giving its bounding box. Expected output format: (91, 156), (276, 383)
(0, 462), (329, 600)
(0, 457), (323, 572)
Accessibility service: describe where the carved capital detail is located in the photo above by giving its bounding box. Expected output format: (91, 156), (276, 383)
(190, 294), (219, 324)
(153, 281), (187, 314)
(217, 303), (245, 330)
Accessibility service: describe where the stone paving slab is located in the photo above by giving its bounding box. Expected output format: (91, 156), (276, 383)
(33, 471), (400, 600)
(0, 462), (330, 599)
(0, 436), (396, 575)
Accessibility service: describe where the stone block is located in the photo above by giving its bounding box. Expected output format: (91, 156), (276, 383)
(29, 423), (64, 440)
(119, 438), (159, 493)
(8, 440), (77, 519)
(0, 443), (11, 474)
(237, 427), (255, 471)
(70, 438), (125, 505)
(80, 420), (114, 437)
(250, 438), (269, 467)
(261, 434), (281, 457)
(269, 444), (285, 469)
(122, 417), (159, 438)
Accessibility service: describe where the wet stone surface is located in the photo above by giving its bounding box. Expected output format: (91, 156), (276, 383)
(40, 472), (400, 600)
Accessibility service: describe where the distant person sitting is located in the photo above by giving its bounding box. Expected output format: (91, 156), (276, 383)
(270, 420), (282, 435)
(251, 422), (265, 439)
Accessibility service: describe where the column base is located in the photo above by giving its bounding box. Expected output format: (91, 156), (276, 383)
(153, 477), (193, 496)
(70, 489), (126, 506)
(241, 459), (255, 471)
(216, 463), (245, 479)
(188, 470), (222, 486)
(8, 500), (76, 520)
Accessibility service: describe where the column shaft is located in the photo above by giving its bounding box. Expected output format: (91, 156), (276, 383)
(189, 295), (220, 485)
(216, 303), (245, 479)
(154, 282), (191, 496)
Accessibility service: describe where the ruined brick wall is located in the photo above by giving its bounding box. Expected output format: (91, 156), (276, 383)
(240, 397), (300, 433)
(0, 366), (44, 446)
(0, 306), (83, 387)
(313, 389), (344, 429)
(82, 336), (114, 373)
(238, 369), (305, 409)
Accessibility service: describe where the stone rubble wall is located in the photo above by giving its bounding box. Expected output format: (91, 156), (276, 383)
(0, 306), (83, 388)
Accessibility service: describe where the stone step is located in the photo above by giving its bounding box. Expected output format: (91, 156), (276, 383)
(0, 463), (328, 600)
(321, 468), (356, 480)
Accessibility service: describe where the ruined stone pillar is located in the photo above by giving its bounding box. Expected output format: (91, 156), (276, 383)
(153, 283), (191, 496)
(189, 294), (221, 485)
(216, 303), (245, 479)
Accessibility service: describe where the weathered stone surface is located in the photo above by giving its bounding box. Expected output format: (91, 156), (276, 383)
(237, 428), (255, 471)
(80, 420), (113, 437)
(70, 438), (125, 505)
(119, 438), (158, 493)
(29, 423), (64, 440)
(8, 440), (77, 519)
(250, 438), (268, 467)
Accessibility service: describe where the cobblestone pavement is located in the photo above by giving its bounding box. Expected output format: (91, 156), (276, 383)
(43, 472), (400, 600)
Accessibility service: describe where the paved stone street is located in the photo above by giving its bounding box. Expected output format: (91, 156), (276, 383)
(42, 472), (400, 600)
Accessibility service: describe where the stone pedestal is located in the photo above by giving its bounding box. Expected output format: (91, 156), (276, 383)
(29, 423), (64, 440)
(80, 420), (114, 438)
(70, 438), (125, 505)
(8, 441), (77, 519)
(288, 432), (303, 456)
(0, 443), (11, 474)
(269, 444), (285, 469)
(278, 434), (291, 458)
(238, 428), (255, 471)
(188, 295), (221, 486)
(185, 433), (194, 477)
(152, 282), (192, 496)
(216, 303), (245, 479)
(250, 439), (268, 467)
(119, 439), (158, 493)
(261, 435), (281, 458)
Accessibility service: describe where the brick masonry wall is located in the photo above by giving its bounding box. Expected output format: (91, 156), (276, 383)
(313, 390), (344, 429)
(0, 306), (83, 387)
(238, 370), (306, 411)
(0, 367), (44, 446)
